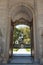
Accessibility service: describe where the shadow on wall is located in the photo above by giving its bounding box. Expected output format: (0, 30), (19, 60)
(0, 28), (4, 63)
(0, 29), (2, 37)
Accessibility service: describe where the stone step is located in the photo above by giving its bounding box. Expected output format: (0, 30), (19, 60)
(0, 63), (41, 65)
(8, 56), (33, 64)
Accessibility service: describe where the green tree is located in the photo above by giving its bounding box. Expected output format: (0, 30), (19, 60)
(13, 27), (21, 42)
(13, 26), (31, 45)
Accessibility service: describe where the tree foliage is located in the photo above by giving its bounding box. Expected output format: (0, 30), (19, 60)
(13, 26), (31, 44)
(13, 27), (21, 41)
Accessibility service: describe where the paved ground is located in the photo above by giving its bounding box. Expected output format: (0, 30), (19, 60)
(1, 49), (41, 65)
(0, 58), (41, 65)
(0, 64), (40, 65)
(8, 56), (33, 64)
(0, 64), (43, 65)
(13, 49), (31, 56)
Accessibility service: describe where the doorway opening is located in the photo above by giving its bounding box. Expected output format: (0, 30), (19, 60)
(13, 24), (31, 56)
(8, 19), (34, 63)
(9, 18), (34, 58)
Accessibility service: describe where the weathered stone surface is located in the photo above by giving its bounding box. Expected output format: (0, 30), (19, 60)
(0, 0), (43, 63)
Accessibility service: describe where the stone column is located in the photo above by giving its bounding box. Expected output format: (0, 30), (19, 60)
(0, 0), (9, 63)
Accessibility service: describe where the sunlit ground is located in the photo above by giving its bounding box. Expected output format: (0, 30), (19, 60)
(13, 48), (31, 56)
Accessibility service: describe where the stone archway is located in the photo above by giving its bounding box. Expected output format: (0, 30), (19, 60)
(9, 18), (34, 57)
(6, 3), (37, 62)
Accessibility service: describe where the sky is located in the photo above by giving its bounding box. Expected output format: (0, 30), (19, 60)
(16, 24), (30, 29)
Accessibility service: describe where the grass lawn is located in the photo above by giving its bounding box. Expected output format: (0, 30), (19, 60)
(13, 48), (31, 52)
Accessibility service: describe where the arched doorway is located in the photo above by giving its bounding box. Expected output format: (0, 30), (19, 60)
(7, 3), (36, 63)
(9, 18), (34, 58)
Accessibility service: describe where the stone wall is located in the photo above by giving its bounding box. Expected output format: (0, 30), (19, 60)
(36, 0), (43, 63)
(0, 0), (43, 63)
(0, 0), (9, 63)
